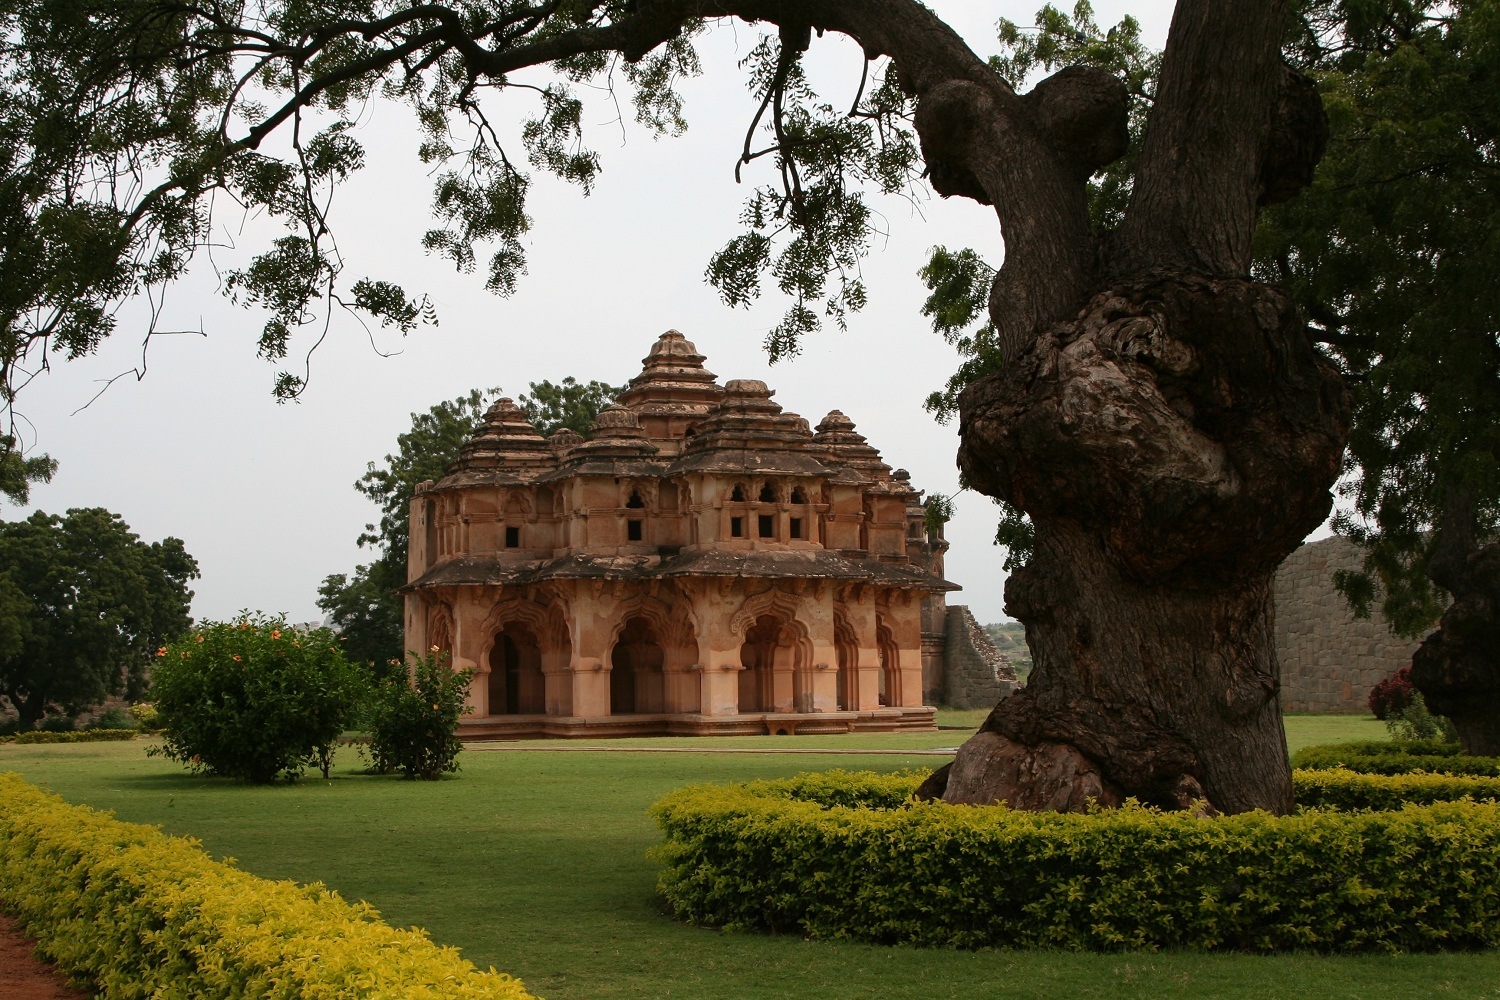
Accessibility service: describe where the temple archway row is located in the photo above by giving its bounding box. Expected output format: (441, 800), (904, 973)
(405, 580), (929, 736)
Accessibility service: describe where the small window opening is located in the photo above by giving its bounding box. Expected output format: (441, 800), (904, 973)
(758, 514), (775, 538)
(731, 516), (745, 538)
(505, 526), (521, 548)
(790, 517), (803, 540)
(731, 484), (747, 502)
(759, 482), (777, 503)
(627, 519), (643, 541)
(626, 491), (645, 509)
(791, 487), (807, 504)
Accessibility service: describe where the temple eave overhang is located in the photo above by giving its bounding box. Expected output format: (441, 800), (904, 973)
(406, 550), (959, 592)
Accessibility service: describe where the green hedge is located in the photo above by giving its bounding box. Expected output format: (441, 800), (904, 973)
(0, 773), (534, 999)
(5, 728), (140, 745)
(1294, 740), (1500, 777)
(1294, 767), (1500, 810)
(651, 769), (1500, 952)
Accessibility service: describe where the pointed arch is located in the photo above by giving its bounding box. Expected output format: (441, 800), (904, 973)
(729, 589), (805, 640)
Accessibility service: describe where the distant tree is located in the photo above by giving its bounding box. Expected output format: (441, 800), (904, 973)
(319, 381), (619, 665)
(518, 377), (627, 438)
(316, 557), (406, 678)
(0, 508), (197, 729)
(0, 435), (56, 505)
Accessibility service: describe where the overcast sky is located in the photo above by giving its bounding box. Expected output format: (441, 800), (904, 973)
(11, 2), (1184, 626)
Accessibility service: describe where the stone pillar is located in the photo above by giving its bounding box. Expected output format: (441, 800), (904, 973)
(404, 593), (429, 662)
(770, 643), (796, 712)
(809, 660), (838, 712)
(452, 595), (487, 717)
(572, 656), (611, 717)
(701, 662), (742, 715)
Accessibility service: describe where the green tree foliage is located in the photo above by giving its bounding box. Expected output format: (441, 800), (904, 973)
(318, 380), (619, 665)
(365, 650), (473, 780)
(1, 0), (921, 428)
(316, 557), (407, 678)
(1256, 0), (1500, 638)
(0, 508), (196, 729)
(150, 613), (365, 782)
(0, 435), (55, 505)
(518, 377), (627, 438)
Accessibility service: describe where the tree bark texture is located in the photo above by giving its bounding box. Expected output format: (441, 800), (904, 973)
(942, 278), (1349, 814)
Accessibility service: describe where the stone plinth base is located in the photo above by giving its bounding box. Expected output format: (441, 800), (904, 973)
(458, 706), (936, 741)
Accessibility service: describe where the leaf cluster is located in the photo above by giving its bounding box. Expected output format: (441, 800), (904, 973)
(707, 36), (921, 360)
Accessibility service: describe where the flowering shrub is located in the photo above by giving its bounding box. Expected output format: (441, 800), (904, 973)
(149, 613), (365, 782)
(128, 702), (162, 730)
(365, 649), (472, 780)
(1368, 665), (1415, 719)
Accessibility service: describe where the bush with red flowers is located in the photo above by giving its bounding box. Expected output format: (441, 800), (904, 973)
(1369, 665), (1416, 720)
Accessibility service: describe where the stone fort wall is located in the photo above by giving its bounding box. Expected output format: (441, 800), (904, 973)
(941, 605), (1017, 709)
(1274, 535), (1422, 714)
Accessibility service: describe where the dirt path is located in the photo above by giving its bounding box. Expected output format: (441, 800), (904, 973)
(0, 913), (91, 1000)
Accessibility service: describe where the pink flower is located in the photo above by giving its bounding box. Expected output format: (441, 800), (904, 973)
(233, 655), (242, 662)
(271, 630), (282, 639)
(156, 647), (167, 657)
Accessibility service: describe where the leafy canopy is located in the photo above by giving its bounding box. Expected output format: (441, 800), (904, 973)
(1256, 0), (1500, 637)
(1, 0), (924, 442)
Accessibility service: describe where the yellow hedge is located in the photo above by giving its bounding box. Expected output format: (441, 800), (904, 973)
(0, 773), (535, 999)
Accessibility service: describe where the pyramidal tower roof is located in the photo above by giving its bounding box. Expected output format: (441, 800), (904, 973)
(673, 379), (830, 476)
(813, 410), (897, 487)
(615, 330), (725, 417)
(444, 397), (558, 481)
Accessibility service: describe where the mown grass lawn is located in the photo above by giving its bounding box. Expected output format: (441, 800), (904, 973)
(2, 714), (1495, 1000)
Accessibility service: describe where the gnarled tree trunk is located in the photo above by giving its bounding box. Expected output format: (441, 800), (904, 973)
(901, 0), (1350, 814)
(929, 278), (1348, 813)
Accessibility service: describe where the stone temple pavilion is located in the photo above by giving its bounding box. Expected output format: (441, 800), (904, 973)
(402, 330), (965, 738)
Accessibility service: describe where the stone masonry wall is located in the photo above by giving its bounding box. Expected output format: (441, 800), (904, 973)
(942, 605), (1017, 709)
(1274, 535), (1424, 714)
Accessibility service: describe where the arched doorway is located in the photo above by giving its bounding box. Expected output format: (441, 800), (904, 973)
(835, 617), (858, 711)
(610, 616), (666, 714)
(877, 620), (900, 707)
(739, 614), (802, 713)
(489, 624), (545, 714)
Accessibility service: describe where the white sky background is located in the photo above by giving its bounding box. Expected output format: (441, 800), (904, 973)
(11, 2), (1182, 626)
